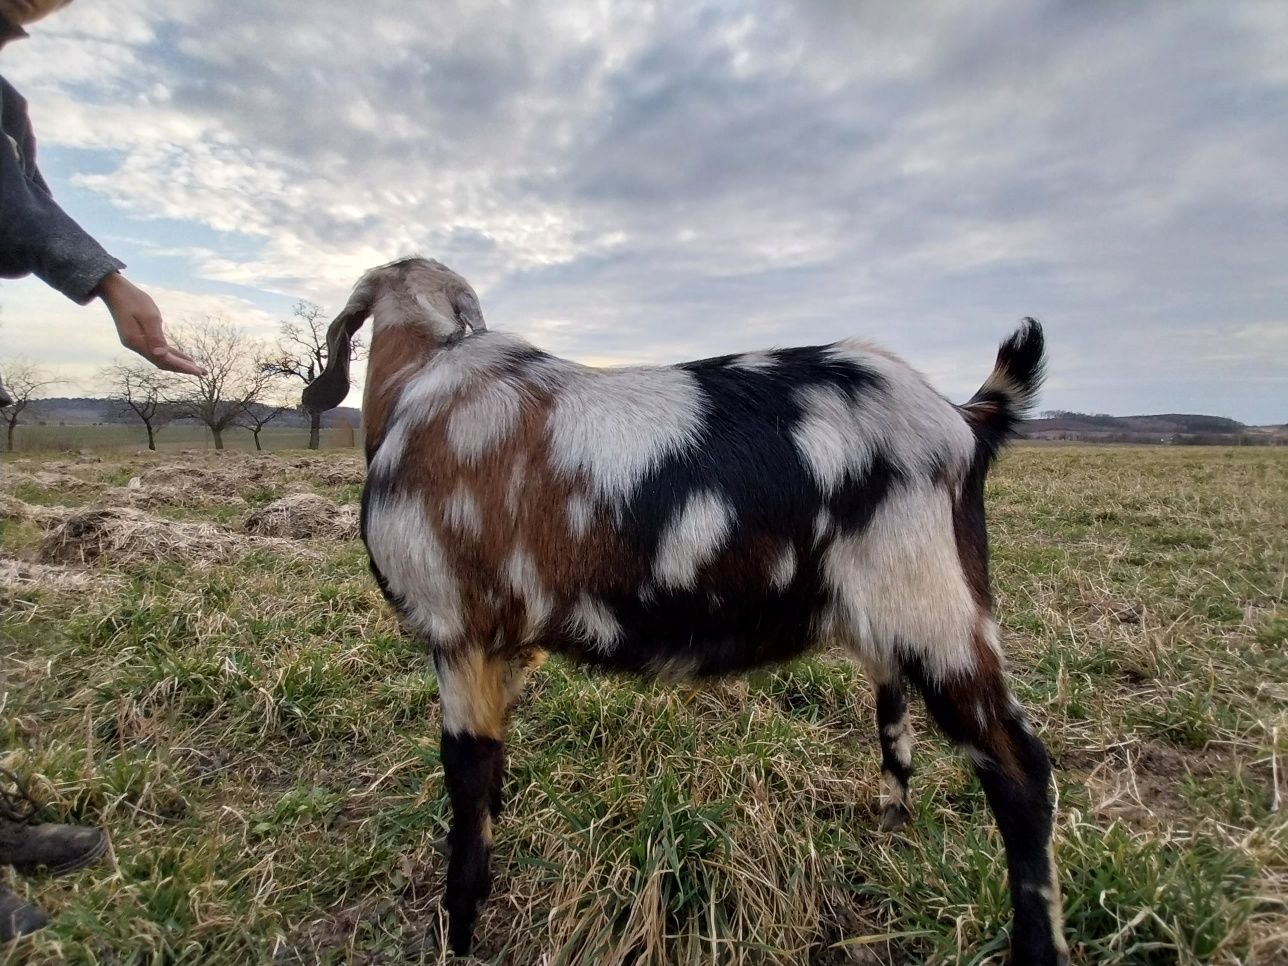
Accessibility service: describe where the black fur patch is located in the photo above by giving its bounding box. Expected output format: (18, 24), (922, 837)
(537, 343), (906, 677)
(440, 730), (505, 956)
(875, 679), (913, 788)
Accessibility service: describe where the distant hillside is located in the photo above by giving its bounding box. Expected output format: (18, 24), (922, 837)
(1026, 412), (1287, 445)
(22, 397), (362, 429)
(15, 399), (1286, 446)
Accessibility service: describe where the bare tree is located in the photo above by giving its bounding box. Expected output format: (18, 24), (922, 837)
(170, 317), (271, 451)
(102, 362), (175, 451)
(0, 360), (59, 452)
(236, 362), (292, 451)
(262, 300), (361, 449)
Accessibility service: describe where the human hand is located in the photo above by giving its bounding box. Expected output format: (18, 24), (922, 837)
(96, 272), (206, 376)
(2, 0), (74, 27)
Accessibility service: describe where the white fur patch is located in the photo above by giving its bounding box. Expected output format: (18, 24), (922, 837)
(446, 380), (525, 461)
(505, 545), (551, 639)
(654, 490), (734, 590)
(728, 350), (778, 372)
(826, 340), (976, 479)
(442, 485), (482, 538)
(884, 718), (915, 769)
(791, 384), (879, 493)
(881, 770), (910, 809)
(768, 543), (797, 591)
(547, 365), (704, 504)
(566, 594), (622, 653)
(365, 493), (463, 643)
(812, 507), (834, 546)
(824, 484), (979, 680)
(566, 493), (593, 539)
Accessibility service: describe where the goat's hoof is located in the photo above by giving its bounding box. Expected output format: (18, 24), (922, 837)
(879, 804), (910, 833)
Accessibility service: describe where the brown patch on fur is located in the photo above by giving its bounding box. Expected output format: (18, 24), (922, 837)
(937, 625), (1025, 782)
(362, 325), (441, 447)
(502, 647), (546, 712)
(437, 649), (511, 740)
(383, 364), (638, 657)
(950, 458), (993, 611)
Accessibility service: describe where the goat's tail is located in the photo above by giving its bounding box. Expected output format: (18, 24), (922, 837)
(960, 318), (1046, 464)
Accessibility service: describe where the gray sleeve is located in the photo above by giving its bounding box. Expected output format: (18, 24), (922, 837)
(0, 82), (125, 304)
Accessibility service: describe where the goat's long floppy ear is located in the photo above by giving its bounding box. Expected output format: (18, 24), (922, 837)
(452, 286), (487, 334)
(302, 293), (370, 414)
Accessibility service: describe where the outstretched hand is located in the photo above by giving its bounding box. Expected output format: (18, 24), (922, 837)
(96, 272), (206, 376)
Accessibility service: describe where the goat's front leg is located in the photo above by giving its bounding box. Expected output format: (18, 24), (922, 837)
(435, 649), (510, 957)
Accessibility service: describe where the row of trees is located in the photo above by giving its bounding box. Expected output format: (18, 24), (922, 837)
(2, 301), (358, 452)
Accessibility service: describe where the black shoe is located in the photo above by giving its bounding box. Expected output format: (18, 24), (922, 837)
(0, 818), (108, 876)
(0, 884), (48, 942)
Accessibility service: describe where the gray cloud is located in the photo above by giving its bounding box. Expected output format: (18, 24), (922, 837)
(4, 0), (1285, 420)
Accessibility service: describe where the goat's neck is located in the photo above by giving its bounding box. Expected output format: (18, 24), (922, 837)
(363, 324), (443, 447)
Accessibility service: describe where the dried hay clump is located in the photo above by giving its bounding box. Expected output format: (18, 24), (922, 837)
(0, 469), (89, 491)
(0, 556), (123, 597)
(287, 456), (365, 486)
(135, 459), (281, 491)
(0, 494), (64, 527)
(38, 507), (311, 567)
(242, 493), (359, 540)
(100, 478), (249, 511)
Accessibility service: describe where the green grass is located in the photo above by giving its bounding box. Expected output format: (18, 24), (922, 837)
(1, 446), (1285, 964)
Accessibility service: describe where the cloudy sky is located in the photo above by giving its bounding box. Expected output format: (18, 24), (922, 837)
(2, 0), (1285, 421)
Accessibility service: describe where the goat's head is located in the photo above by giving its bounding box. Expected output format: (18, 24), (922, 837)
(302, 257), (486, 413)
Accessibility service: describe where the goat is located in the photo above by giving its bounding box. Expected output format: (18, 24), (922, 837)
(303, 257), (1069, 965)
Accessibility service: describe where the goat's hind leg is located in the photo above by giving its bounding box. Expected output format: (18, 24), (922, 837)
(905, 635), (1069, 966)
(434, 648), (511, 957)
(863, 659), (915, 832)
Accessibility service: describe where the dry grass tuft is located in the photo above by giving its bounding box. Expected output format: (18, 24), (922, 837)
(37, 506), (313, 567)
(0, 470), (91, 492)
(285, 455), (366, 486)
(242, 493), (359, 540)
(0, 556), (123, 597)
(101, 478), (249, 512)
(0, 494), (64, 527)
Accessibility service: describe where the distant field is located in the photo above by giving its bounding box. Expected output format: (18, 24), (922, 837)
(6, 424), (359, 453)
(1, 446), (1285, 964)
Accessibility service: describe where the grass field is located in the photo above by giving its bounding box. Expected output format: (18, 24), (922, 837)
(1, 445), (1285, 964)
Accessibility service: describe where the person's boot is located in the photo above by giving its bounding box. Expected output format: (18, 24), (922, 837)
(0, 883), (48, 942)
(0, 816), (107, 876)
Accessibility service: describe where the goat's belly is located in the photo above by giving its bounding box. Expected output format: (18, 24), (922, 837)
(534, 583), (828, 678)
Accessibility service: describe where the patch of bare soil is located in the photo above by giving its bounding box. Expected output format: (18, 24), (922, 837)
(810, 900), (895, 965)
(38, 507), (315, 567)
(1061, 739), (1256, 824)
(242, 493), (359, 540)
